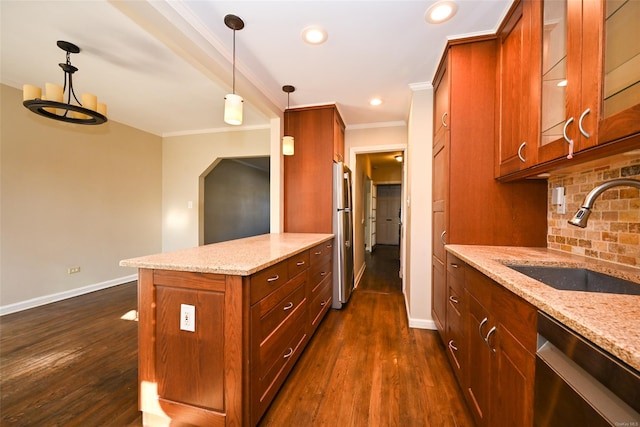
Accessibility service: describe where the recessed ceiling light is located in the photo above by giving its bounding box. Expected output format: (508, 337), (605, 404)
(425, 1), (458, 24)
(302, 26), (327, 44)
(369, 98), (383, 106)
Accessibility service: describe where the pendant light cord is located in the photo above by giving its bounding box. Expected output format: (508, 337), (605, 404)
(232, 29), (236, 94)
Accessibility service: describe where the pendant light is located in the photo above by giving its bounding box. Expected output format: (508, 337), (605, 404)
(224, 14), (244, 125)
(282, 85), (295, 156)
(22, 41), (107, 125)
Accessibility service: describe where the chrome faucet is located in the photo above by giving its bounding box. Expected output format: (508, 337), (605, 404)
(568, 178), (640, 228)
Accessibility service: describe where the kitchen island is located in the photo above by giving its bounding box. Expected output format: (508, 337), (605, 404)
(120, 233), (334, 427)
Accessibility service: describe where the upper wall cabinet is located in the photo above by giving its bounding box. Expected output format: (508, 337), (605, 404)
(496, 0), (537, 176)
(498, 0), (640, 180)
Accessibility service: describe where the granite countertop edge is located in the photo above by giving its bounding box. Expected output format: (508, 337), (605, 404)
(445, 245), (640, 372)
(120, 233), (335, 276)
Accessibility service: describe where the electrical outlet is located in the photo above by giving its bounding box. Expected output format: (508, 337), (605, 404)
(180, 304), (195, 332)
(68, 266), (81, 274)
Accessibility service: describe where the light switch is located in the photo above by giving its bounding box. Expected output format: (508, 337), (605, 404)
(180, 304), (195, 332)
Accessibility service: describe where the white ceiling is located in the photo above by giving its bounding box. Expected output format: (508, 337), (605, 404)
(1, 0), (512, 137)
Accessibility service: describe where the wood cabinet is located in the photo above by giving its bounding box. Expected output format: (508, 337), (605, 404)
(431, 39), (547, 340)
(497, 0), (640, 180)
(444, 253), (465, 383)
(136, 238), (333, 427)
(496, 0), (537, 176)
(284, 105), (345, 233)
(464, 264), (537, 427)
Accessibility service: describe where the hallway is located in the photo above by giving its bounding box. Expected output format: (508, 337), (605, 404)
(260, 245), (473, 426)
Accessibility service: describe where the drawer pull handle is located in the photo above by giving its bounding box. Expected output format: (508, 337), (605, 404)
(326, 244), (333, 249)
(314, 251), (322, 255)
(283, 348), (293, 359)
(296, 261), (306, 266)
(448, 340), (458, 352)
(320, 271), (327, 276)
(484, 326), (497, 353)
(283, 302), (294, 311)
(478, 317), (488, 341)
(320, 300), (328, 306)
(448, 295), (459, 304)
(450, 263), (458, 268)
(267, 275), (279, 283)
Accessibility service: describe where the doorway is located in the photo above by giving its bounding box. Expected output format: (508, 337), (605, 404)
(203, 157), (270, 244)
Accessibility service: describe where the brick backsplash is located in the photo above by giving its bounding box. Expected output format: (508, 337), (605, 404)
(547, 153), (640, 267)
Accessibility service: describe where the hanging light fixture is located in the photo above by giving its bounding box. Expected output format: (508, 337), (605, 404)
(22, 41), (107, 125)
(282, 85), (295, 156)
(224, 14), (244, 125)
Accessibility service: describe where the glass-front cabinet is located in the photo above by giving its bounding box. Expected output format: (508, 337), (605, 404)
(536, 0), (640, 165)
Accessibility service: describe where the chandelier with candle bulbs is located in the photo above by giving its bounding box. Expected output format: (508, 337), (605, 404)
(22, 40), (107, 125)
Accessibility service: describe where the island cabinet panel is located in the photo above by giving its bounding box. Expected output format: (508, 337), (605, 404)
(135, 237), (334, 427)
(138, 269), (245, 427)
(155, 286), (225, 411)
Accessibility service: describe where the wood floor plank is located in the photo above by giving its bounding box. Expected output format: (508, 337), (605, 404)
(0, 246), (473, 426)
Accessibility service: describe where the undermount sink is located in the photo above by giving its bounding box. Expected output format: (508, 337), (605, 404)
(505, 265), (640, 296)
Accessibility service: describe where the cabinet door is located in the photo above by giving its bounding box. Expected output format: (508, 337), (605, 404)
(465, 292), (493, 427)
(433, 59), (449, 137)
(492, 324), (535, 427)
(596, 0), (640, 144)
(497, 0), (536, 175)
(432, 127), (448, 335)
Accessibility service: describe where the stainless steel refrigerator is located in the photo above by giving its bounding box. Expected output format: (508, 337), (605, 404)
(332, 161), (355, 309)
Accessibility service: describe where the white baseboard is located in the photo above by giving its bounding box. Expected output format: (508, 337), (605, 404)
(403, 291), (437, 330)
(408, 318), (437, 330)
(0, 274), (137, 316)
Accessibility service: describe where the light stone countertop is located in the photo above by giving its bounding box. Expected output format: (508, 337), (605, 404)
(446, 245), (640, 372)
(120, 233), (334, 276)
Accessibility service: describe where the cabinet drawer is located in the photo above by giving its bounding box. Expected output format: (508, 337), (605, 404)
(253, 299), (307, 408)
(309, 274), (332, 331)
(287, 250), (309, 279)
(252, 319), (307, 423)
(310, 240), (333, 267)
(447, 253), (465, 281)
(251, 261), (289, 305)
(257, 281), (306, 344)
(309, 259), (332, 290)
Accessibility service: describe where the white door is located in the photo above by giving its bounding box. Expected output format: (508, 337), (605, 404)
(376, 184), (401, 245)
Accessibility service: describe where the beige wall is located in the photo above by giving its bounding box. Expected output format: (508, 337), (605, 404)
(1, 84), (162, 312)
(162, 128), (271, 252)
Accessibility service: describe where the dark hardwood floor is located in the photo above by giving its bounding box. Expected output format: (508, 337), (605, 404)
(0, 245), (472, 426)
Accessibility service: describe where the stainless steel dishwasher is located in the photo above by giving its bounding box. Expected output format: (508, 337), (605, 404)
(534, 311), (640, 427)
